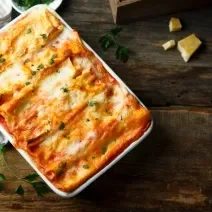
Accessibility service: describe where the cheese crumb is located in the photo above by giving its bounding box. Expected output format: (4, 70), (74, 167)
(169, 17), (182, 32)
(178, 34), (202, 62)
(162, 40), (176, 50)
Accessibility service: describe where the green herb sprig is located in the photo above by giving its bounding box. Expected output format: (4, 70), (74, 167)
(0, 144), (51, 196)
(60, 87), (69, 93)
(88, 101), (97, 107)
(14, 0), (54, 10)
(99, 27), (129, 63)
(59, 122), (65, 130)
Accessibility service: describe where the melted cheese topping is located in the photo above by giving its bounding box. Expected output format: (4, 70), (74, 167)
(0, 8), (151, 192)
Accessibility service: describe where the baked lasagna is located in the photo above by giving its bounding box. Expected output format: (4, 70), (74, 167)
(0, 7), (151, 192)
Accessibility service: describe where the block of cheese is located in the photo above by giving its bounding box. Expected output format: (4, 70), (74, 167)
(162, 40), (176, 50)
(178, 34), (202, 62)
(169, 17), (182, 32)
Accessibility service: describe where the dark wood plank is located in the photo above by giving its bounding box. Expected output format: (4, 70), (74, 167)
(1, 108), (212, 211)
(12, 1), (212, 107)
(110, 0), (212, 24)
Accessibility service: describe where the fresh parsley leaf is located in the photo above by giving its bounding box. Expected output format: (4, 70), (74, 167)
(86, 119), (90, 122)
(88, 101), (97, 107)
(0, 58), (6, 63)
(99, 35), (114, 51)
(22, 173), (39, 182)
(99, 27), (123, 51)
(25, 82), (30, 86)
(59, 122), (65, 130)
(37, 64), (44, 70)
(60, 87), (69, 93)
(110, 27), (123, 37)
(26, 28), (32, 34)
(115, 46), (129, 63)
(102, 147), (107, 155)
(0, 173), (6, 181)
(31, 181), (51, 196)
(0, 144), (6, 153)
(40, 34), (47, 40)
(56, 69), (60, 73)
(99, 27), (129, 62)
(15, 185), (24, 196)
(83, 164), (89, 169)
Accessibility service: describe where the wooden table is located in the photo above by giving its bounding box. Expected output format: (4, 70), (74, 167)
(1, 1), (212, 211)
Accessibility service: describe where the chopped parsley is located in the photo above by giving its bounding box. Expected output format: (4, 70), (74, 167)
(59, 122), (65, 130)
(56, 69), (60, 73)
(25, 82), (30, 86)
(102, 147), (108, 155)
(56, 162), (67, 177)
(120, 115), (123, 121)
(37, 64), (44, 70)
(31, 71), (36, 76)
(88, 101), (97, 107)
(86, 118), (90, 122)
(49, 54), (57, 65)
(52, 54), (57, 59)
(83, 164), (89, 169)
(26, 28), (32, 34)
(0, 58), (6, 63)
(60, 87), (69, 93)
(63, 135), (70, 139)
(40, 34), (47, 40)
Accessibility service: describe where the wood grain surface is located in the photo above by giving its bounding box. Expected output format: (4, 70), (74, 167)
(109, 0), (212, 24)
(1, 108), (212, 211)
(5, 0), (212, 211)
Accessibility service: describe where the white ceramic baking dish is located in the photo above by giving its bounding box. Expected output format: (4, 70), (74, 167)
(0, 5), (153, 198)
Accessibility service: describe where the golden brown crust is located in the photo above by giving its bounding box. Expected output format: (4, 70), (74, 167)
(0, 8), (151, 192)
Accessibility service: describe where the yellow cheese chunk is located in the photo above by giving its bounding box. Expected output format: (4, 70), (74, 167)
(178, 34), (202, 62)
(162, 40), (176, 50)
(169, 17), (182, 32)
